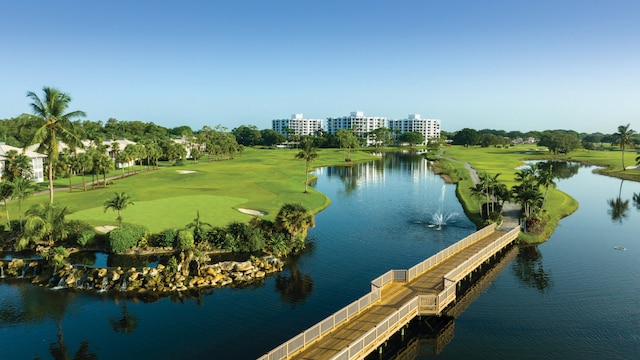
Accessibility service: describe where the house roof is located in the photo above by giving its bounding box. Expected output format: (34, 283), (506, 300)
(0, 143), (47, 160)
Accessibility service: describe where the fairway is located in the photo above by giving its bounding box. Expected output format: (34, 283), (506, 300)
(69, 195), (253, 233)
(6, 147), (379, 234)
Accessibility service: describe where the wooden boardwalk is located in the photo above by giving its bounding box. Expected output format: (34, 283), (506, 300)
(259, 224), (519, 360)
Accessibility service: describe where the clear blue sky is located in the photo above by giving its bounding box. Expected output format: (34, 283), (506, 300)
(1, 0), (638, 133)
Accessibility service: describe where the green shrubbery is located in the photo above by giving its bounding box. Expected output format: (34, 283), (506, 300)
(66, 220), (96, 247)
(107, 224), (149, 253)
(153, 229), (177, 247)
(175, 229), (194, 250)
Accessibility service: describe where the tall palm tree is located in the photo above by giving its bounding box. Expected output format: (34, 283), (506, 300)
(295, 137), (319, 193)
(104, 192), (135, 228)
(535, 163), (556, 208)
(615, 124), (635, 171)
(274, 203), (315, 247)
(26, 87), (85, 203)
(11, 177), (36, 232)
(75, 152), (92, 191)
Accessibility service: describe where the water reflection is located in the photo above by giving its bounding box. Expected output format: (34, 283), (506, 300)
(275, 245), (314, 306)
(47, 322), (98, 360)
(512, 246), (552, 293)
(109, 302), (138, 334)
(538, 161), (581, 180)
(607, 180), (630, 224)
(324, 151), (434, 195)
(0, 281), (70, 324)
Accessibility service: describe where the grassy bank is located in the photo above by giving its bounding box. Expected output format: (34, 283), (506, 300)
(6, 147), (379, 233)
(438, 144), (585, 243)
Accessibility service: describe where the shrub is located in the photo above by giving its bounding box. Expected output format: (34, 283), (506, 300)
(166, 256), (179, 274)
(8, 220), (25, 233)
(204, 227), (228, 248)
(153, 229), (177, 247)
(65, 220), (95, 247)
(175, 229), (194, 250)
(107, 224), (149, 253)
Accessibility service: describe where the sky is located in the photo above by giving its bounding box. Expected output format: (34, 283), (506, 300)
(1, 0), (638, 134)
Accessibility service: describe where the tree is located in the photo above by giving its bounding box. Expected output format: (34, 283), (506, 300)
(104, 192), (135, 228)
(26, 87), (85, 203)
(231, 125), (261, 146)
(186, 210), (212, 244)
(11, 177), (36, 231)
(398, 131), (425, 147)
(336, 129), (358, 161)
(295, 137), (319, 193)
(535, 163), (556, 208)
(0, 182), (14, 227)
(614, 124), (635, 170)
(452, 128), (480, 146)
(75, 152), (92, 191)
(2, 150), (32, 181)
(17, 203), (71, 250)
(274, 203), (315, 248)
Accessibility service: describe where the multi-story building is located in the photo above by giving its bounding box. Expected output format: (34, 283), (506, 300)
(388, 114), (441, 145)
(325, 111), (386, 145)
(0, 143), (47, 182)
(272, 114), (323, 138)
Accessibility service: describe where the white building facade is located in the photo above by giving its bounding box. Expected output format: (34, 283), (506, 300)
(325, 111), (386, 146)
(388, 114), (441, 145)
(272, 114), (323, 137)
(0, 143), (47, 183)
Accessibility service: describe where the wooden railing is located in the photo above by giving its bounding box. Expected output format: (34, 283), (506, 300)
(257, 288), (381, 360)
(258, 224), (517, 360)
(330, 297), (420, 360)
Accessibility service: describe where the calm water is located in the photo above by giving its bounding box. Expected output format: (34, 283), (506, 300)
(1, 154), (639, 359)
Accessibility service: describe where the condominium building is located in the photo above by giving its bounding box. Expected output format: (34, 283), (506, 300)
(272, 114), (323, 137)
(388, 114), (441, 145)
(325, 111), (386, 145)
(0, 143), (47, 183)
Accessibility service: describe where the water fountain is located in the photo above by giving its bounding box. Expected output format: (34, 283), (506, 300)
(429, 185), (458, 230)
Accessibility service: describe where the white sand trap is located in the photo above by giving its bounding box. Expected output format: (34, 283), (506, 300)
(176, 170), (197, 174)
(238, 208), (268, 216)
(95, 225), (118, 233)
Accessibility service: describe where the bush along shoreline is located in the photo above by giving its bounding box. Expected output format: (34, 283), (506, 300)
(0, 202), (313, 298)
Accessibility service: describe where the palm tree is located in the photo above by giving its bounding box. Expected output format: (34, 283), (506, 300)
(18, 203), (71, 250)
(469, 183), (485, 216)
(104, 192), (134, 228)
(11, 177), (36, 231)
(26, 87), (85, 203)
(75, 152), (92, 191)
(535, 163), (556, 208)
(615, 124), (635, 171)
(2, 150), (32, 181)
(0, 182), (14, 227)
(274, 203), (315, 247)
(185, 210), (212, 243)
(295, 137), (319, 193)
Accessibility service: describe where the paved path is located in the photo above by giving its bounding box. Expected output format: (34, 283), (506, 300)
(437, 153), (521, 230)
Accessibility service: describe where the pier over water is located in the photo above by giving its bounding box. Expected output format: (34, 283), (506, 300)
(259, 223), (520, 360)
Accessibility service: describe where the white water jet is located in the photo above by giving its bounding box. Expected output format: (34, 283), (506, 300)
(98, 276), (109, 293)
(429, 185), (458, 230)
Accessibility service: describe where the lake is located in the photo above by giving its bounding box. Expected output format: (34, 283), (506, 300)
(1, 153), (638, 359)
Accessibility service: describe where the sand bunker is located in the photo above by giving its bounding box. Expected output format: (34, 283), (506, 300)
(95, 225), (118, 233)
(176, 170), (197, 174)
(238, 208), (267, 216)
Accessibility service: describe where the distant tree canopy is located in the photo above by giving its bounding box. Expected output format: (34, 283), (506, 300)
(398, 131), (425, 147)
(452, 128), (481, 146)
(537, 131), (581, 154)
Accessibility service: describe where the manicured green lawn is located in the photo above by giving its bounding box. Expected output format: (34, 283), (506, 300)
(440, 144), (585, 243)
(7, 147), (379, 233)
